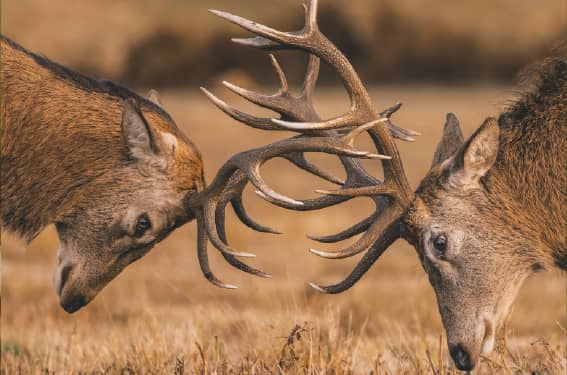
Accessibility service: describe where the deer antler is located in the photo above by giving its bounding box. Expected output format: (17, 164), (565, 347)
(188, 119), (386, 287)
(188, 48), (395, 287)
(206, 0), (418, 293)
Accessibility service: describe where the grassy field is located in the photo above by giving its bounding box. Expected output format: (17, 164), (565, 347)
(2, 85), (565, 374)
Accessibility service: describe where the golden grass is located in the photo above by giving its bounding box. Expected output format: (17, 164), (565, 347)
(1, 86), (565, 374)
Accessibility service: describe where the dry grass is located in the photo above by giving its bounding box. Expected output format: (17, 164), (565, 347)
(1, 86), (565, 374)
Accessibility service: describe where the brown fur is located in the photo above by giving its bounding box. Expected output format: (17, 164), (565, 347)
(402, 58), (566, 370)
(1, 36), (204, 312)
(492, 58), (567, 268)
(409, 58), (566, 269)
(1, 36), (203, 240)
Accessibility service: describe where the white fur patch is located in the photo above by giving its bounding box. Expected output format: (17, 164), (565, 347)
(160, 132), (178, 153)
(481, 331), (495, 355)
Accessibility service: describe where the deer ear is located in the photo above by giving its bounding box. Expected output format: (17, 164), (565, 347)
(147, 89), (163, 107)
(121, 99), (160, 161)
(451, 117), (500, 186)
(431, 113), (464, 167)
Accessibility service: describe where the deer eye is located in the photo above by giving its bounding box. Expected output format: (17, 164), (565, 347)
(134, 214), (151, 238)
(433, 234), (447, 254)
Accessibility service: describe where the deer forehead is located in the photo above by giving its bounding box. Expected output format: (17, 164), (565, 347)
(122, 188), (187, 225)
(407, 193), (473, 229)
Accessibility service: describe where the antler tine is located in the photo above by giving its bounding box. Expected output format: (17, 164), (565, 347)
(307, 212), (376, 243)
(201, 87), (282, 131)
(254, 189), (352, 211)
(214, 193), (273, 279)
(230, 193), (282, 234)
(196, 215), (238, 289)
(247, 122), (393, 211)
(315, 185), (398, 199)
(210, 171), (281, 235)
(309, 219), (401, 293)
(283, 152), (345, 185)
(269, 54), (289, 93)
(381, 102), (403, 117)
(308, 205), (397, 259)
(301, 54), (320, 99)
(379, 102), (421, 142)
(202, 197), (258, 258)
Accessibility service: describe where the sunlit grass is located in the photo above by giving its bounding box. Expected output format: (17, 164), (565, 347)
(2, 87), (565, 374)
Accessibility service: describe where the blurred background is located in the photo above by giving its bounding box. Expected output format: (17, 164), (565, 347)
(2, 0), (565, 373)
(3, 0), (564, 88)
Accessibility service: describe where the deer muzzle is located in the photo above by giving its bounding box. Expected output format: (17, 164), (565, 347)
(53, 257), (92, 313)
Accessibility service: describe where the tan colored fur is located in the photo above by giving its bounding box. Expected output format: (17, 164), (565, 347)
(402, 58), (566, 370)
(1, 36), (204, 312)
(1, 38), (203, 239)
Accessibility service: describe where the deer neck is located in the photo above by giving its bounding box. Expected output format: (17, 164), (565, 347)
(486, 63), (566, 269)
(1, 42), (125, 241)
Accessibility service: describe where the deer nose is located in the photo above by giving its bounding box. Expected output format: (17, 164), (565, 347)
(449, 343), (475, 371)
(61, 294), (87, 314)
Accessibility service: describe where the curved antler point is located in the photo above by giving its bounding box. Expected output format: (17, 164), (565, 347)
(308, 248), (335, 258)
(227, 251), (257, 258)
(200, 87), (212, 95)
(254, 190), (305, 207)
(223, 284), (239, 289)
(366, 153), (392, 160)
(308, 282), (329, 294)
(314, 189), (331, 195)
(208, 9), (225, 17)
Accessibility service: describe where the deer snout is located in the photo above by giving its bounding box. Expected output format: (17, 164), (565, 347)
(53, 260), (90, 313)
(449, 343), (477, 371)
(53, 260), (74, 297)
(447, 318), (493, 371)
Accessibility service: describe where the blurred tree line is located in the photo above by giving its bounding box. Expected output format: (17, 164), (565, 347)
(3, 0), (564, 88)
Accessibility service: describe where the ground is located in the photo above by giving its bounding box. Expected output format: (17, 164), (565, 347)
(1, 86), (565, 374)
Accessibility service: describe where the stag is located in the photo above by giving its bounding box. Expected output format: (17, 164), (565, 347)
(1, 33), (383, 313)
(204, 0), (566, 370)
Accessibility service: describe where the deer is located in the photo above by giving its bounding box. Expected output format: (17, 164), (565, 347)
(1, 33), (383, 313)
(201, 0), (566, 371)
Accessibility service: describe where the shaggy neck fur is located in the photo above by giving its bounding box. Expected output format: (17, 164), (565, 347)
(486, 59), (566, 269)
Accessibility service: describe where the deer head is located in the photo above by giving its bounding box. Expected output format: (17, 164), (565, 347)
(53, 94), (205, 313)
(202, 1), (558, 370)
